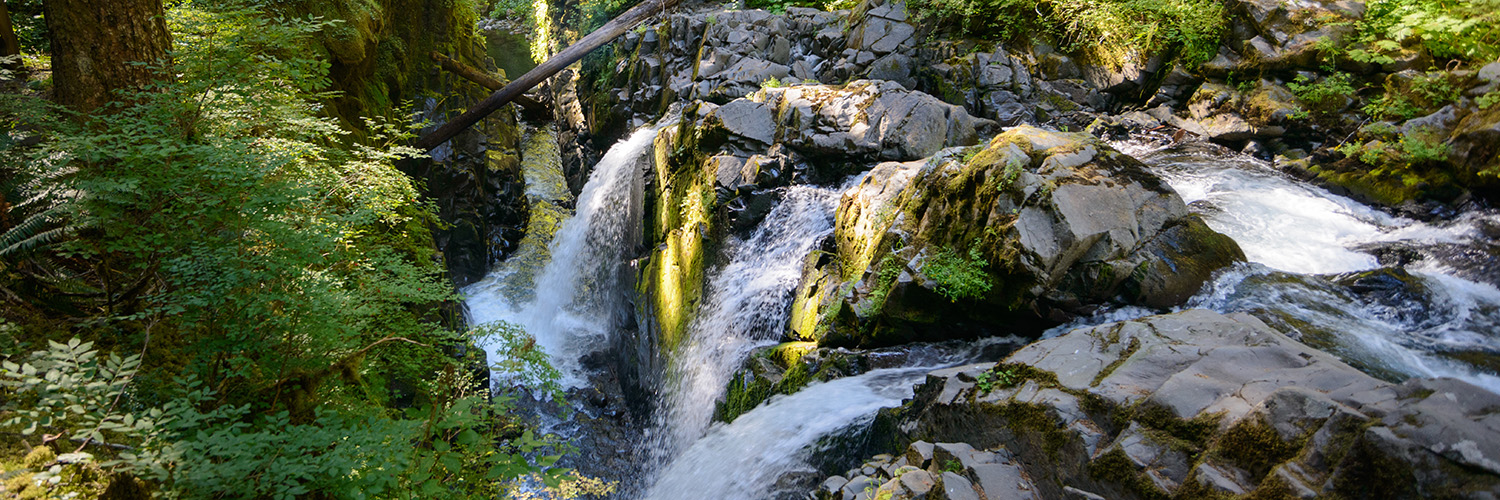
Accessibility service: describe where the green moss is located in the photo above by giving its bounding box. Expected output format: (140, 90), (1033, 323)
(1313, 164), (1423, 207)
(1328, 432), (1419, 499)
(1089, 448), (1171, 500)
(859, 254), (906, 316)
(983, 401), (1079, 459)
(1138, 405), (1222, 450)
(1211, 416), (1302, 481)
(716, 370), (775, 423)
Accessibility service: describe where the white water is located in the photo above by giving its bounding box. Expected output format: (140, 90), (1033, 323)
(643, 367), (931, 500)
(644, 185), (843, 459)
(466, 123), (667, 387)
(1117, 141), (1500, 393)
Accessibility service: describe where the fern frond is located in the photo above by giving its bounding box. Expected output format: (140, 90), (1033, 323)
(0, 207), (69, 259)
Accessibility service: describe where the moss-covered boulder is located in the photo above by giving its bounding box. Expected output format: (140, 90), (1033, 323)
(860, 309), (1500, 499)
(791, 126), (1243, 347)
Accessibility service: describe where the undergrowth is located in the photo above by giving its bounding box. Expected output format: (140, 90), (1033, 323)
(908, 0), (1227, 66)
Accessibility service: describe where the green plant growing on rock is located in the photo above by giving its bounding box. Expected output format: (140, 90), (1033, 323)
(922, 246), (992, 302)
(861, 257), (905, 314)
(1358, 0), (1500, 62)
(1287, 72), (1355, 117)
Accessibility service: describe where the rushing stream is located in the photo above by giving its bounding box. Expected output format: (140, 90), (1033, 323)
(465, 125), (1500, 499)
(1121, 141), (1500, 393)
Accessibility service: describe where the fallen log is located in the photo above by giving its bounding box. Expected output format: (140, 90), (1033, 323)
(414, 0), (679, 150)
(428, 51), (550, 119)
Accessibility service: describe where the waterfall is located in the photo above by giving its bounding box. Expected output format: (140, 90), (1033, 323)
(1114, 141), (1500, 393)
(643, 185), (843, 460)
(642, 367), (930, 500)
(465, 122), (668, 387)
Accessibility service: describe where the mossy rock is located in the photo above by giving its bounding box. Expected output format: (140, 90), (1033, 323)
(797, 126), (1242, 347)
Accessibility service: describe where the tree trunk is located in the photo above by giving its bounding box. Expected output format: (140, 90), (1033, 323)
(428, 51), (551, 119)
(414, 0), (679, 150)
(1, 1), (21, 61)
(43, 0), (171, 113)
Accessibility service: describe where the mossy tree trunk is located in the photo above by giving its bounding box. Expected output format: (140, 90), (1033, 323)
(1, 1), (21, 60)
(43, 0), (170, 113)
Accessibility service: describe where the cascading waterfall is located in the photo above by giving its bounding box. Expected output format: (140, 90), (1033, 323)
(642, 185), (843, 460)
(462, 117), (1498, 499)
(642, 367), (935, 500)
(466, 122), (668, 387)
(1117, 141), (1500, 393)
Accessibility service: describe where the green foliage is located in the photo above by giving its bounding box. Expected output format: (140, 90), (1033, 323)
(487, 0), (536, 22)
(474, 320), (563, 393)
(1286, 72), (1355, 117)
(921, 245), (992, 302)
(0, 339), (152, 446)
(4, 0), (48, 52)
(908, 0), (1226, 66)
(0, 2), (588, 498)
(1479, 91), (1500, 110)
(0, 339), (579, 499)
(1358, 0), (1500, 62)
(1359, 73), (1457, 121)
(746, 0), (822, 14)
(1336, 127), (1450, 176)
(760, 76), (786, 88)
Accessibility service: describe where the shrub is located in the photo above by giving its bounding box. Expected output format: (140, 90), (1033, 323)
(908, 0), (1227, 66)
(1359, 0), (1500, 63)
(1287, 72), (1356, 117)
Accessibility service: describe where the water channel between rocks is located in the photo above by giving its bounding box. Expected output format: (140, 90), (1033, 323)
(463, 123), (1500, 499)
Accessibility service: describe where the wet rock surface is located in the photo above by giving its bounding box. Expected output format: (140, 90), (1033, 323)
(837, 310), (1500, 499)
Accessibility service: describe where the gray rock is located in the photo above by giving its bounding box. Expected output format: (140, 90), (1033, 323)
(875, 477), (908, 499)
(969, 463), (1036, 500)
(899, 469), (937, 498)
(1199, 113), (1258, 141)
(940, 472), (981, 500)
(906, 441), (935, 469)
(1061, 487), (1108, 500)
(764, 80), (994, 161)
(1106, 422), (1192, 491)
(866, 53), (916, 90)
(822, 476), (851, 497)
(843, 475), (877, 500)
(1191, 462), (1253, 495)
(712, 99), (776, 144)
(1401, 104), (1465, 138)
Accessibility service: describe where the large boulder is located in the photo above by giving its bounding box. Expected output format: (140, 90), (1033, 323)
(869, 310), (1500, 499)
(1449, 104), (1500, 194)
(789, 126), (1243, 347)
(702, 80), (997, 164)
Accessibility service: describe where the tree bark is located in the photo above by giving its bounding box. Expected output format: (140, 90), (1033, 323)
(43, 0), (171, 113)
(428, 51), (550, 119)
(414, 0), (679, 150)
(1, 1), (21, 61)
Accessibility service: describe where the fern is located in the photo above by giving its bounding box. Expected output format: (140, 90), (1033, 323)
(0, 206), (71, 259)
